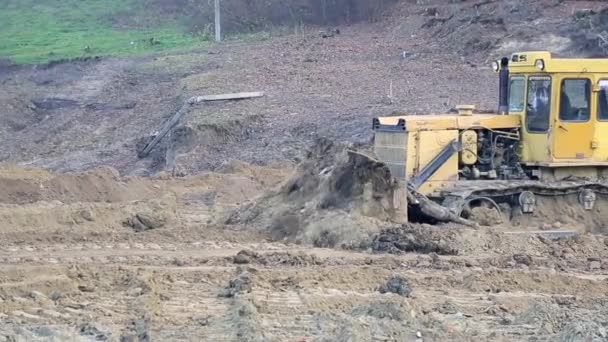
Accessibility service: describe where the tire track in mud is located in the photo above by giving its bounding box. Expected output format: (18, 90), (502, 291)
(0, 242), (607, 341)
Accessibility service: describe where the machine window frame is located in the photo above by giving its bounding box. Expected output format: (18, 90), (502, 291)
(558, 78), (591, 123)
(598, 79), (608, 121)
(508, 75), (526, 113)
(525, 75), (552, 134)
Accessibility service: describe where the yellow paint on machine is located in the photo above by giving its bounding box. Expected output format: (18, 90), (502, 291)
(376, 114), (521, 132)
(374, 51), (608, 201)
(375, 113), (520, 194)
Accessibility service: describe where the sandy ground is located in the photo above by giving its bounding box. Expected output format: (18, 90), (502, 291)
(0, 163), (606, 342)
(1, 1), (608, 341)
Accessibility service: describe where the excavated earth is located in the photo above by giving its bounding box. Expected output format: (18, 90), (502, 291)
(1, 1), (608, 341)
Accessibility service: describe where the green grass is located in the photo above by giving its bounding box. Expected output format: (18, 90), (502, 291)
(0, 0), (205, 64)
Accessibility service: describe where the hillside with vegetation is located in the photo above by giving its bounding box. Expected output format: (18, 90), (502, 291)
(0, 0), (396, 64)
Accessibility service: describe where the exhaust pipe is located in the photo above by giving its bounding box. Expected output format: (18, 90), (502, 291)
(498, 57), (509, 114)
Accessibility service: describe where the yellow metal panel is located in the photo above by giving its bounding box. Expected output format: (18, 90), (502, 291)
(552, 75), (595, 159)
(593, 122), (608, 161)
(460, 130), (477, 165)
(553, 122), (594, 159)
(509, 51), (608, 74)
(378, 116), (458, 131)
(406, 130), (459, 195)
(456, 115), (521, 129)
(520, 133), (552, 163)
(377, 114), (520, 132)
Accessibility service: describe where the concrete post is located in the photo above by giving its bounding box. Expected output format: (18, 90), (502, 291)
(214, 0), (221, 42)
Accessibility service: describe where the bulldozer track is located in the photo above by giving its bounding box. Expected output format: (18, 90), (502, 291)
(441, 180), (608, 199)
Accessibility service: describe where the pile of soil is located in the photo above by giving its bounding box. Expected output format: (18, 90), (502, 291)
(399, 0), (608, 58)
(225, 138), (399, 247)
(0, 166), (159, 205)
(0, 165), (178, 240)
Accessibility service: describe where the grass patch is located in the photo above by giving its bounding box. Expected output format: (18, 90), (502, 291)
(0, 0), (205, 64)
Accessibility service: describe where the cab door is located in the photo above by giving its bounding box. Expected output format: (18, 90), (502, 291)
(552, 76), (594, 159)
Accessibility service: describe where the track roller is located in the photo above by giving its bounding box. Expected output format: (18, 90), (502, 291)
(516, 191), (536, 214)
(578, 189), (596, 210)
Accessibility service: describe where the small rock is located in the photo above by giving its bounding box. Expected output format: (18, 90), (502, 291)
(30, 290), (47, 300)
(540, 223), (552, 231)
(589, 261), (601, 271)
(136, 212), (166, 230)
(172, 258), (186, 267)
(79, 322), (111, 341)
(553, 295), (576, 306)
(378, 276), (411, 297)
(434, 301), (458, 314)
(513, 254), (532, 266)
(234, 250), (257, 264)
(424, 7), (438, 16)
(364, 257), (373, 265)
(219, 271), (253, 298)
(78, 284), (95, 293)
(464, 259), (479, 267)
(416, 331), (422, 338)
(124, 211), (167, 232)
(552, 221), (561, 229)
(415, 255), (432, 268)
(79, 209), (95, 222)
(50, 290), (64, 301)
(127, 287), (143, 297)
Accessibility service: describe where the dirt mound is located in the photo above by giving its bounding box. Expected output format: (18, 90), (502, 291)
(226, 138), (398, 247)
(163, 114), (261, 174)
(402, 1), (608, 58)
(0, 166), (160, 205)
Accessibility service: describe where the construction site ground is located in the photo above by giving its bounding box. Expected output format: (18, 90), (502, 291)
(1, 1), (608, 341)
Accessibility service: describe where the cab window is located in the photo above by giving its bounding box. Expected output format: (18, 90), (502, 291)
(526, 76), (551, 133)
(559, 79), (590, 122)
(508, 76), (525, 113)
(598, 80), (608, 120)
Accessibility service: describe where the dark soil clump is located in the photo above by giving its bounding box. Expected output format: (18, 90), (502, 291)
(369, 225), (460, 256)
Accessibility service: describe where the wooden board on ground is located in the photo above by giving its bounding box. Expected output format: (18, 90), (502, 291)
(192, 92), (265, 103)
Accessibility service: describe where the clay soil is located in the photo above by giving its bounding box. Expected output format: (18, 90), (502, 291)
(1, 1), (608, 341)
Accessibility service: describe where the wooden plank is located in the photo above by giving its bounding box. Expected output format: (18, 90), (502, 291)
(138, 102), (192, 158)
(193, 92), (264, 103)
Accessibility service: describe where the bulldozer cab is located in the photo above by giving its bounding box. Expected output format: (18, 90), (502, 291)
(504, 51), (608, 165)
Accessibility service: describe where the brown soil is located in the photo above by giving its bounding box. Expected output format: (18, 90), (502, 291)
(226, 138), (398, 247)
(2, 1), (608, 340)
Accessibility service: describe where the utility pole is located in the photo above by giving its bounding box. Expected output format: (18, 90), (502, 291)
(214, 0), (221, 42)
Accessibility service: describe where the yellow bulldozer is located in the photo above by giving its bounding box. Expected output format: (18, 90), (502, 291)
(373, 51), (608, 226)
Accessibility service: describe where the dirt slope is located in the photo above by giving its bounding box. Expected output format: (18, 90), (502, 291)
(3, 1), (606, 176)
